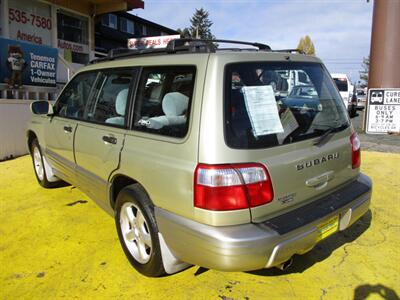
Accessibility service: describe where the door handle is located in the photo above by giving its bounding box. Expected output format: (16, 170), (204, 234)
(102, 135), (117, 145)
(306, 171), (334, 189)
(63, 125), (73, 133)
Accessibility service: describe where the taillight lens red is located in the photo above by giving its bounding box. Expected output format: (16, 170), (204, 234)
(194, 163), (274, 211)
(350, 132), (361, 169)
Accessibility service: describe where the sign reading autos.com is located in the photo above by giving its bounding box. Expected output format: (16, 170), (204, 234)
(366, 88), (400, 134)
(0, 37), (58, 87)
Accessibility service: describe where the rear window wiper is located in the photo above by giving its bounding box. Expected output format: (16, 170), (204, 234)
(313, 123), (349, 146)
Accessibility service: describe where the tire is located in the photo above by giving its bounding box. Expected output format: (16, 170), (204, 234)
(115, 184), (165, 277)
(30, 139), (58, 188)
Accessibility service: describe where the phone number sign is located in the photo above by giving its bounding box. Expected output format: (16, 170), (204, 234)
(8, 0), (52, 46)
(366, 88), (400, 134)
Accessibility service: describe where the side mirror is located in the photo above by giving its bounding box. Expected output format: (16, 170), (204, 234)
(30, 101), (54, 115)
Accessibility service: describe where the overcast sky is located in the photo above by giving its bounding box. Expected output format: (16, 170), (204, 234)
(134, 0), (373, 84)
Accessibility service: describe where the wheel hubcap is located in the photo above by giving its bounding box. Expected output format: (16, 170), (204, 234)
(120, 202), (152, 264)
(33, 147), (44, 181)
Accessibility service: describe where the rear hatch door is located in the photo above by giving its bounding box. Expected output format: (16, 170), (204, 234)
(222, 61), (359, 223)
(249, 131), (358, 223)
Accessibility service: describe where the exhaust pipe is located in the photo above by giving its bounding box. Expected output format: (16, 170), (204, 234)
(276, 258), (293, 271)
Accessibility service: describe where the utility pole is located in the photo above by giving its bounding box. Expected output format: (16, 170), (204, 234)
(368, 0), (400, 89)
(364, 0), (400, 134)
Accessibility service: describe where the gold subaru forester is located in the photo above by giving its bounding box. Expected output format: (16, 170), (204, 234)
(27, 39), (372, 277)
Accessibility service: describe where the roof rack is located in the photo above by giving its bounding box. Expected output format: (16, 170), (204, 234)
(217, 48), (259, 52)
(89, 47), (168, 64)
(273, 49), (305, 54)
(166, 38), (271, 52)
(88, 38), (272, 64)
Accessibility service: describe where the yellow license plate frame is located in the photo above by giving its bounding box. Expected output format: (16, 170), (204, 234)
(317, 215), (339, 241)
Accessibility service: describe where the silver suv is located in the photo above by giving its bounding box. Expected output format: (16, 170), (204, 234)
(28, 39), (372, 277)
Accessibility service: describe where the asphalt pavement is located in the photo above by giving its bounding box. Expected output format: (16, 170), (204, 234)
(351, 108), (400, 153)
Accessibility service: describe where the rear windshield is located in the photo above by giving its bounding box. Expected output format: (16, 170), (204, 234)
(224, 62), (349, 149)
(333, 78), (348, 91)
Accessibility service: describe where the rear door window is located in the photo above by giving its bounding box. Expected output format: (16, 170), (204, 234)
(85, 69), (133, 127)
(133, 66), (196, 138)
(225, 62), (349, 149)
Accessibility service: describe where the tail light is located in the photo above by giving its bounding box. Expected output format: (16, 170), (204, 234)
(350, 132), (361, 169)
(194, 163), (274, 211)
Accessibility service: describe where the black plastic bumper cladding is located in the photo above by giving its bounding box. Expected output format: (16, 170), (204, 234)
(263, 175), (371, 235)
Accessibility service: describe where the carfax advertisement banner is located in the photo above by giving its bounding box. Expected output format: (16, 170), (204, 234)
(0, 37), (58, 87)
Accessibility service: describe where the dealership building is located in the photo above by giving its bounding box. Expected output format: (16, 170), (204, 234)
(0, 0), (179, 100)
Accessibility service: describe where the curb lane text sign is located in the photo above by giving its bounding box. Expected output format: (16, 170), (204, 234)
(366, 88), (400, 134)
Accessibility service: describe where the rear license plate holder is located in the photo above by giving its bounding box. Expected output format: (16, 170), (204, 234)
(317, 215), (339, 241)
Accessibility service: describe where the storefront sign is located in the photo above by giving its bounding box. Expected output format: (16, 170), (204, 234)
(366, 88), (400, 134)
(58, 39), (89, 54)
(0, 37), (58, 87)
(127, 35), (180, 49)
(8, 0), (52, 46)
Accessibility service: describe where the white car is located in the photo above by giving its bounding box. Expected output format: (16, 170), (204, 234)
(331, 73), (352, 109)
(356, 89), (367, 107)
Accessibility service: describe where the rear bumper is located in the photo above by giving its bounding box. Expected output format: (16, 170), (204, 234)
(155, 173), (372, 271)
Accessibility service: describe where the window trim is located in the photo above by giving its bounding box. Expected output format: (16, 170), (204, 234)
(53, 67), (139, 129)
(223, 61), (349, 150)
(130, 65), (197, 139)
(53, 71), (100, 121)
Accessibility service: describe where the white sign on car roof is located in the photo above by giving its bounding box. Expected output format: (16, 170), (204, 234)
(366, 88), (400, 134)
(127, 35), (180, 49)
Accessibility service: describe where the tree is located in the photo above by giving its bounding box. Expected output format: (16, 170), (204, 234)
(177, 27), (191, 38)
(297, 35), (316, 55)
(359, 56), (370, 88)
(189, 8), (215, 39)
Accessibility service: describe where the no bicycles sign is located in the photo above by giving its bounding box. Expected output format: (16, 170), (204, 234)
(366, 88), (400, 134)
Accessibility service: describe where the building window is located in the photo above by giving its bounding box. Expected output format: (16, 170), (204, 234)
(58, 12), (87, 44)
(102, 14), (118, 29)
(120, 18), (134, 34)
(57, 10), (89, 64)
(142, 25), (147, 36)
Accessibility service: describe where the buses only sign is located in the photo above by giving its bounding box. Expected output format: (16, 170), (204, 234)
(366, 88), (400, 134)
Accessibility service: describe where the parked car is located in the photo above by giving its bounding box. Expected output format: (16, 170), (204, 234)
(356, 88), (367, 107)
(28, 39), (372, 277)
(289, 85), (318, 98)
